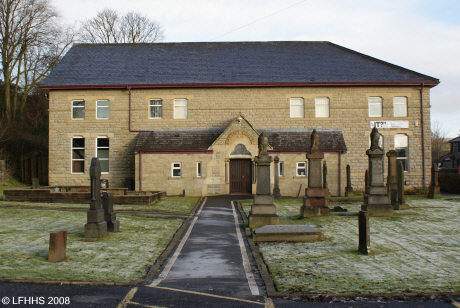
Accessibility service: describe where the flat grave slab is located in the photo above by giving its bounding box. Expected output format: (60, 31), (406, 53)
(253, 224), (324, 242)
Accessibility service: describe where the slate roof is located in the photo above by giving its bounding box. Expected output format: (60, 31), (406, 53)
(42, 41), (439, 88)
(135, 129), (347, 153)
(448, 136), (460, 143)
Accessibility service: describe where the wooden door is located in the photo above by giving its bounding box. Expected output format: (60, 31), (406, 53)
(230, 159), (252, 193)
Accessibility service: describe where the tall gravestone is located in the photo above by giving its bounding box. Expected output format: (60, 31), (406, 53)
(273, 156), (281, 199)
(395, 161), (409, 209)
(102, 192), (120, 232)
(361, 127), (393, 216)
(386, 150), (398, 195)
(248, 133), (280, 229)
(84, 158), (107, 238)
(345, 164), (353, 197)
(358, 210), (370, 255)
(300, 129), (330, 218)
(323, 161), (331, 199)
(428, 163), (442, 199)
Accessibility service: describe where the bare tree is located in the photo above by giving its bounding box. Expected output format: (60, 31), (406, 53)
(0, 0), (76, 123)
(431, 121), (450, 165)
(81, 8), (165, 44)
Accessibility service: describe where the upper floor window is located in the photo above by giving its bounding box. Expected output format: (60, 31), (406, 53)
(395, 134), (409, 171)
(368, 97), (382, 117)
(315, 97), (330, 118)
(72, 100), (85, 119)
(393, 97), (408, 117)
(290, 98), (304, 118)
(174, 99), (188, 119)
(96, 100), (110, 119)
(96, 137), (110, 173)
(71, 137), (85, 173)
(149, 99), (163, 119)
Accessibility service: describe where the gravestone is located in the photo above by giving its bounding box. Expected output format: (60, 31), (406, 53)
(253, 225), (324, 242)
(32, 178), (40, 189)
(300, 129), (330, 218)
(323, 161), (331, 199)
(102, 192), (120, 232)
(345, 164), (353, 196)
(358, 211), (370, 255)
(273, 156), (281, 199)
(248, 133), (279, 229)
(396, 161), (409, 209)
(84, 158), (107, 238)
(0, 160), (5, 185)
(361, 127), (393, 216)
(48, 230), (67, 262)
(391, 188), (399, 208)
(428, 163), (442, 199)
(386, 150), (398, 195)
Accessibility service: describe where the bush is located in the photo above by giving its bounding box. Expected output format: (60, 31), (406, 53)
(405, 187), (428, 195)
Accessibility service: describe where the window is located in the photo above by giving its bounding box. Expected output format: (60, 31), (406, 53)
(279, 162), (284, 177)
(296, 162), (306, 176)
(395, 134), (409, 171)
(393, 97), (407, 117)
(172, 162), (182, 177)
(96, 100), (110, 119)
(71, 137), (85, 173)
(72, 100), (85, 119)
(197, 162), (202, 177)
(174, 99), (188, 119)
(315, 97), (330, 118)
(149, 99), (163, 119)
(368, 97), (382, 117)
(290, 98), (304, 118)
(96, 137), (109, 173)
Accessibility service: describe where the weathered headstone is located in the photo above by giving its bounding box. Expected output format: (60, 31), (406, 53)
(300, 129), (330, 218)
(32, 178), (40, 189)
(48, 230), (67, 262)
(386, 150), (398, 195)
(0, 160), (5, 185)
(345, 164), (353, 197)
(396, 161), (409, 209)
(391, 188), (399, 208)
(358, 211), (370, 255)
(428, 163), (442, 199)
(323, 161), (331, 199)
(273, 156), (281, 199)
(248, 133), (280, 229)
(361, 127), (393, 216)
(102, 191), (120, 232)
(84, 158), (107, 238)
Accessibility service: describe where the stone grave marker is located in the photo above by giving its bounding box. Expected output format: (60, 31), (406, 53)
(48, 230), (67, 262)
(323, 161), (331, 199)
(391, 188), (399, 209)
(32, 178), (40, 189)
(358, 210), (370, 255)
(102, 191), (120, 232)
(253, 225), (324, 242)
(273, 156), (281, 199)
(428, 163), (442, 199)
(386, 150), (398, 195)
(300, 129), (330, 218)
(396, 161), (409, 209)
(361, 127), (393, 216)
(345, 164), (353, 197)
(84, 158), (107, 238)
(248, 133), (280, 229)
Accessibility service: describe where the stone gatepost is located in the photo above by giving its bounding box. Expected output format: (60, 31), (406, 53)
(345, 164), (353, 197)
(428, 163), (442, 199)
(386, 150), (398, 195)
(84, 158), (107, 238)
(395, 161), (409, 209)
(300, 129), (330, 218)
(273, 156), (281, 199)
(102, 192), (120, 232)
(361, 127), (393, 216)
(248, 133), (280, 229)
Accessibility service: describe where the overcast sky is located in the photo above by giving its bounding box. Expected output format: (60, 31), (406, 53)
(53, 0), (460, 138)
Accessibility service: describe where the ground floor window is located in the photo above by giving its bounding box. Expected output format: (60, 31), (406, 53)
(72, 137), (85, 173)
(172, 162), (182, 177)
(395, 134), (409, 171)
(197, 162), (202, 177)
(279, 161), (284, 176)
(296, 162), (306, 176)
(96, 137), (110, 173)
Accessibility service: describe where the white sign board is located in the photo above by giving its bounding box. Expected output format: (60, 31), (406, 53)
(370, 121), (409, 129)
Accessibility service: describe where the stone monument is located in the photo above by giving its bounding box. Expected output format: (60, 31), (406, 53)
(48, 230), (67, 262)
(428, 163), (442, 199)
(345, 164), (353, 197)
(248, 133), (279, 229)
(395, 161), (409, 209)
(273, 156), (281, 199)
(84, 158), (107, 238)
(358, 210), (370, 255)
(386, 150), (398, 195)
(102, 191), (120, 232)
(300, 129), (330, 217)
(32, 178), (40, 189)
(361, 127), (393, 216)
(323, 161), (331, 199)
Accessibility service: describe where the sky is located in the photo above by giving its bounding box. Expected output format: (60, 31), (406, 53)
(53, 0), (460, 138)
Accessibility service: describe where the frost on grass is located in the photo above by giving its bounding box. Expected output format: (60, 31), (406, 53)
(0, 209), (183, 282)
(257, 198), (460, 294)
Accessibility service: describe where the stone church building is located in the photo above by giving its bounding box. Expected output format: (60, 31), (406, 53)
(41, 41), (439, 197)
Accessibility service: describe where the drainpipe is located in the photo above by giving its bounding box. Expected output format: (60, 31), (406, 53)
(420, 83), (426, 188)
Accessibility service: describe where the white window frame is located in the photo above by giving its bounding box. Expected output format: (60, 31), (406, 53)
(96, 100), (110, 119)
(172, 162), (182, 177)
(279, 161), (284, 177)
(174, 99), (188, 119)
(96, 137), (110, 174)
(197, 162), (202, 177)
(368, 97), (383, 117)
(72, 100), (85, 120)
(315, 97), (330, 118)
(296, 162), (307, 176)
(71, 137), (85, 174)
(290, 98), (304, 118)
(393, 97), (408, 117)
(395, 134), (409, 172)
(149, 99), (163, 119)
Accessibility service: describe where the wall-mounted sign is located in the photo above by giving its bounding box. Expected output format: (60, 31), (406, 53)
(370, 121), (409, 129)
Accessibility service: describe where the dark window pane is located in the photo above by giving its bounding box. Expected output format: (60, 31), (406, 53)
(173, 169), (181, 177)
(72, 138), (84, 148)
(72, 161), (84, 173)
(72, 149), (85, 159)
(97, 138), (109, 147)
(97, 149), (109, 159)
(100, 160), (109, 173)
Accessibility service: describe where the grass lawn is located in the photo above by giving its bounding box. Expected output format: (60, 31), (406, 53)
(242, 196), (460, 294)
(0, 207), (184, 282)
